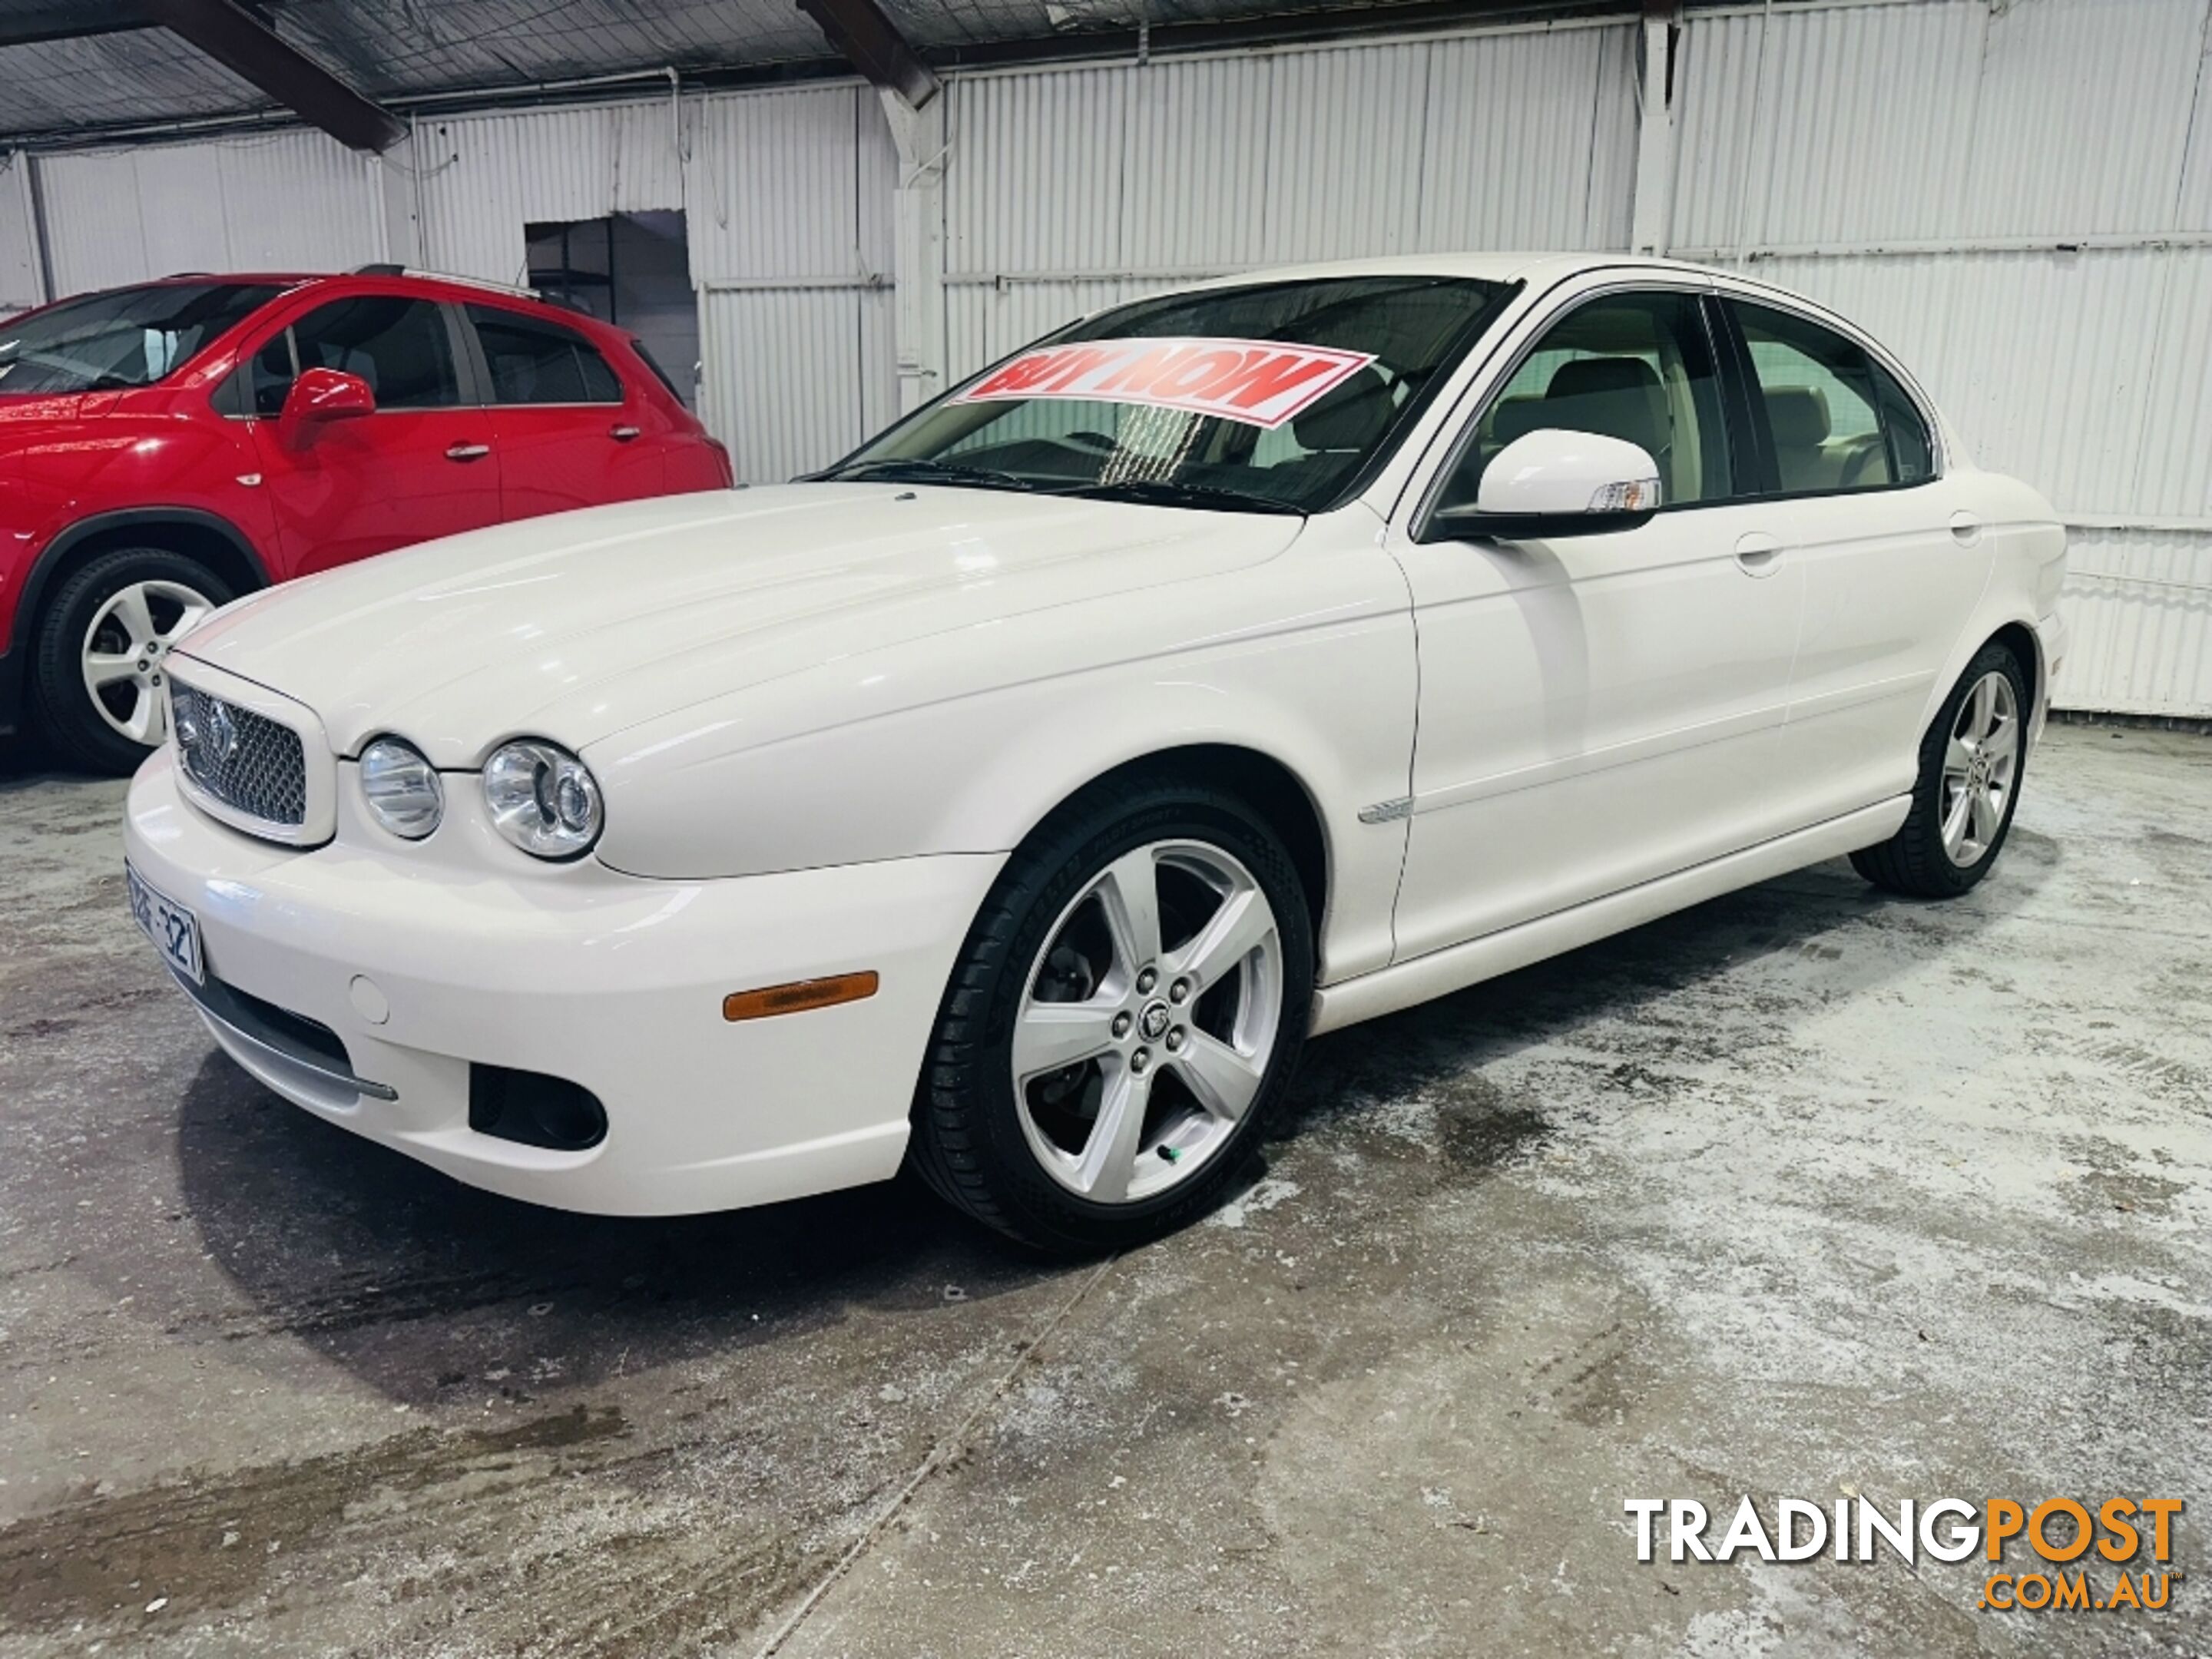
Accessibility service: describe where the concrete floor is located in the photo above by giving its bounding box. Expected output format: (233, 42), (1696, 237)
(2, 722), (2208, 1657)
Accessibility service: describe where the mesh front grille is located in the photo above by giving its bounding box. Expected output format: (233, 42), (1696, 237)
(172, 684), (307, 829)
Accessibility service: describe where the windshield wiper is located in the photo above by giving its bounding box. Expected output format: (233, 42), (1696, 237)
(809, 457), (1042, 492)
(1049, 478), (1305, 516)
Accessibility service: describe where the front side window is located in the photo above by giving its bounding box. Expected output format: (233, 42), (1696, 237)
(1730, 300), (1930, 493)
(468, 305), (624, 405)
(1439, 289), (1731, 513)
(247, 296), (462, 416)
(0, 282), (281, 396)
(825, 276), (1514, 513)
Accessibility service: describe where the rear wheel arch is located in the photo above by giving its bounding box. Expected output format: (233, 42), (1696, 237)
(1988, 619), (2041, 716)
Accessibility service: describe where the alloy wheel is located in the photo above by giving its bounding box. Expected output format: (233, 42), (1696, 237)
(1011, 839), (1284, 1205)
(1939, 669), (2019, 868)
(79, 579), (214, 745)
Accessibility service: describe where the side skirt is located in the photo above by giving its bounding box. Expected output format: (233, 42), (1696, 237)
(1310, 796), (1911, 1036)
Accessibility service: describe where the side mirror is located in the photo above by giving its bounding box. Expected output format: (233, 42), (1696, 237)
(1426, 428), (1661, 542)
(277, 366), (374, 444)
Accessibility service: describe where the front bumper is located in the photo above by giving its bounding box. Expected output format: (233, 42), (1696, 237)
(124, 748), (1003, 1215)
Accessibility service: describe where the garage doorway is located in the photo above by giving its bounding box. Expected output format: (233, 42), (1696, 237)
(525, 210), (700, 409)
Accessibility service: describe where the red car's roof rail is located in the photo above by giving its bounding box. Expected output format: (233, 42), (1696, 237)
(346, 263), (545, 302)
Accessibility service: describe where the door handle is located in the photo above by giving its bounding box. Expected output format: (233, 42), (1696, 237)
(1734, 531), (1784, 577)
(609, 424), (642, 442)
(1949, 510), (1983, 546)
(445, 442), (491, 462)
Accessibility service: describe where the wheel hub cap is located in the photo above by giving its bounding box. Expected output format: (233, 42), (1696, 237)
(79, 578), (217, 747)
(1010, 839), (1284, 1206)
(1938, 669), (2019, 869)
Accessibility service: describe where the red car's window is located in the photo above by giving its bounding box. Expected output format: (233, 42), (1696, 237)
(247, 296), (462, 416)
(0, 282), (281, 395)
(466, 305), (623, 405)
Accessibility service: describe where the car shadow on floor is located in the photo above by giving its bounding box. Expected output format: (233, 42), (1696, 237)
(1270, 839), (2059, 1154)
(171, 1051), (1056, 1403)
(167, 838), (2055, 1403)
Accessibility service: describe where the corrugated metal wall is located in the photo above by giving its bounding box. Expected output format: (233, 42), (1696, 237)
(0, 151), (41, 313)
(36, 128), (386, 293)
(8, 0), (2209, 710)
(1671, 0), (2212, 718)
(942, 24), (1639, 379)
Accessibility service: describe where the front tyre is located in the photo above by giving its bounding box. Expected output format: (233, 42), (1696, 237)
(1850, 640), (2029, 899)
(32, 548), (230, 775)
(910, 778), (1315, 1253)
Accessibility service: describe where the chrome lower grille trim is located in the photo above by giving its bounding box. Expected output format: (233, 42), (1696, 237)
(171, 967), (397, 1104)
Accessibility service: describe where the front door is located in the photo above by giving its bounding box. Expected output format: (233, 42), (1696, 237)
(243, 293), (502, 574)
(1386, 285), (1806, 962)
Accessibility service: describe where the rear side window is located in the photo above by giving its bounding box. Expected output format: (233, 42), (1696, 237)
(1729, 300), (1931, 493)
(468, 305), (623, 405)
(245, 296), (462, 416)
(629, 336), (687, 401)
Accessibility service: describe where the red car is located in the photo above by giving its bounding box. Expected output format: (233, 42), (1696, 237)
(0, 268), (732, 772)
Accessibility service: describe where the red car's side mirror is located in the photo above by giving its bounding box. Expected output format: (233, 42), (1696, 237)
(278, 366), (375, 443)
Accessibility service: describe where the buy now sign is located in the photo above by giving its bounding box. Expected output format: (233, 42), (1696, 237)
(953, 336), (1377, 429)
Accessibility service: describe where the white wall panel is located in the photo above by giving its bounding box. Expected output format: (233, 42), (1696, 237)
(1673, 2), (1988, 250)
(0, 153), (42, 313)
(1121, 57), (1272, 271)
(946, 66), (1127, 276)
(1959, 0), (2208, 240)
(412, 101), (692, 286)
(700, 284), (894, 482)
(38, 129), (382, 293)
(1258, 43), (1431, 263)
(2060, 533), (2212, 717)
(1419, 25), (1638, 253)
(686, 86), (889, 283)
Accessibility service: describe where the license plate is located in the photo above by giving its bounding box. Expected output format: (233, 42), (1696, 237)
(127, 863), (204, 986)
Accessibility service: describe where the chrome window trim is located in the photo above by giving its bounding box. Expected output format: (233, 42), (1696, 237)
(1406, 274), (1730, 539)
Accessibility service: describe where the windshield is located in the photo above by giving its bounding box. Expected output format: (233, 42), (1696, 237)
(0, 282), (283, 396)
(820, 275), (1514, 513)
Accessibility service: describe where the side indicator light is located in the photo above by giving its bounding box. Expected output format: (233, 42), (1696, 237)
(723, 971), (879, 1022)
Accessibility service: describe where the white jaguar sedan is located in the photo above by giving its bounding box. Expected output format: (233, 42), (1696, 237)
(123, 253), (2068, 1250)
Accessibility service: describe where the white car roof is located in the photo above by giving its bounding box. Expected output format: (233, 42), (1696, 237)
(1170, 252), (1730, 291)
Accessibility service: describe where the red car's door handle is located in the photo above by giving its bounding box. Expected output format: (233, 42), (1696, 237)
(610, 424), (642, 442)
(445, 442), (492, 462)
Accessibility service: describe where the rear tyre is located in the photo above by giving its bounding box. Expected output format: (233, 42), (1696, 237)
(909, 777), (1315, 1253)
(31, 548), (230, 776)
(1849, 640), (2028, 899)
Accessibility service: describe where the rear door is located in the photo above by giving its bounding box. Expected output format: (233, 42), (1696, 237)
(1717, 295), (1988, 823)
(241, 291), (502, 574)
(459, 303), (667, 518)
(1385, 283), (1808, 962)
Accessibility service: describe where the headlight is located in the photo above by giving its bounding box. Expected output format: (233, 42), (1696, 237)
(482, 739), (603, 859)
(358, 737), (443, 840)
